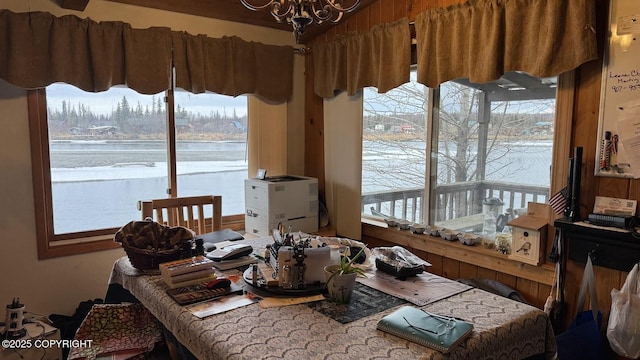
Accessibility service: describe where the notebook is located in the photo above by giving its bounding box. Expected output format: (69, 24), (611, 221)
(196, 229), (244, 245)
(377, 305), (473, 354)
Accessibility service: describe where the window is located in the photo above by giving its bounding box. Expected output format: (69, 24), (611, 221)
(30, 84), (248, 258)
(174, 90), (247, 217)
(362, 74), (428, 222)
(362, 71), (558, 238)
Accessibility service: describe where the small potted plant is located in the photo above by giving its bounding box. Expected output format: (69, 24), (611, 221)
(323, 247), (366, 303)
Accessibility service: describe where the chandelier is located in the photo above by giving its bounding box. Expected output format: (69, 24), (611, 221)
(240, 0), (361, 42)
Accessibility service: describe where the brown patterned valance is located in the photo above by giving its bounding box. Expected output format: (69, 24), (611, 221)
(313, 18), (411, 98)
(172, 33), (293, 102)
(312, 0), (596, 98)
(414, 0), (598, 87)
(0, 10), (293, 101)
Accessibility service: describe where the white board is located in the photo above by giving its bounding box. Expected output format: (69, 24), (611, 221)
(595, 0), (640, 178)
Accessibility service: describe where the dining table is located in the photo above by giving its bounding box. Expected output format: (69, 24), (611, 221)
(107, 236), (557, 360)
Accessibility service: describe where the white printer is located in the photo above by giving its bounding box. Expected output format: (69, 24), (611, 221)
(244, 175), (319, 236)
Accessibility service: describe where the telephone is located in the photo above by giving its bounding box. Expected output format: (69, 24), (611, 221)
(206, 243), (253, 261)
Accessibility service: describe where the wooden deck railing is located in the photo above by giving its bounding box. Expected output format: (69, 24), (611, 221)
(362, 181), (549, 224)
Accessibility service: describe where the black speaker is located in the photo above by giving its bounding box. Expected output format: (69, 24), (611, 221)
(564, 157), (574, 219)
(567, 147), (582, 222)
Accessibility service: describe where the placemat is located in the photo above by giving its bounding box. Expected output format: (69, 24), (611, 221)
(307, 282), (406, 324)
(357, 270), (472, 306)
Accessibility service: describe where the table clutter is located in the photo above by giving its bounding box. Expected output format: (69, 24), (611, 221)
(159, 256), (217, 288)
(108, 224), (557, 360)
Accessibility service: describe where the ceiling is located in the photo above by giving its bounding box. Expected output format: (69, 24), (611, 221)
(55, 0), (377, 44)
(455, 72), (558, 102)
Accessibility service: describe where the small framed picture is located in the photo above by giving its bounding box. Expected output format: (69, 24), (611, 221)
(257, 169), (267, 180)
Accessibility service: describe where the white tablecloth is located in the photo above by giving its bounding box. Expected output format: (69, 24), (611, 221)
(109, 241), (557, 360)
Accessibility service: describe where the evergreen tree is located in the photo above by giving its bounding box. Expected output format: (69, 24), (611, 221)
(121, 96), (130, 116)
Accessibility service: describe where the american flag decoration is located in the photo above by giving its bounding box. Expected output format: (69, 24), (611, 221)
(549, 187), (569, 215)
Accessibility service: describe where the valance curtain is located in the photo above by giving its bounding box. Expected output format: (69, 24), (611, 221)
(313, 18), (411, 98)
(414, 0), (597, 88)
(172, 33), (293, 102)
(0, 10), (172, 94)
(0, 10), (293, 101)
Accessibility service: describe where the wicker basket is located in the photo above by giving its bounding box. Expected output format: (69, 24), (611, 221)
(121, 243), (182, 271)
(115, 219), (192, 271)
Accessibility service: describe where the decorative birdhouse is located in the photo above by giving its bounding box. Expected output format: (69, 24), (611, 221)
(507, 211), (548, 266)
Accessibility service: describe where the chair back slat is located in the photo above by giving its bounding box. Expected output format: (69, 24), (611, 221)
(176, 207), (186, 228)
(212, 196), (222, 231)
(186, 206), (195, 232)
(139, 195), (222, 235)
(156, 208), (165, 225)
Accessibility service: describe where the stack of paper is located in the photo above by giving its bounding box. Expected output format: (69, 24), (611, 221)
(159, 256), (216, 289)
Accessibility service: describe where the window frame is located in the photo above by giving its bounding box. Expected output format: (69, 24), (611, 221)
(29, 89), (119, 259)
(29, 86), (248, 259)
(361, 70), (574, 229)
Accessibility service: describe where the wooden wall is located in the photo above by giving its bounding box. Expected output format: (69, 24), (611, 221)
(304, 0), (635, 350)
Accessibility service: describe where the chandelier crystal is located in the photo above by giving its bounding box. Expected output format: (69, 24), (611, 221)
(241, 0), (361, 42)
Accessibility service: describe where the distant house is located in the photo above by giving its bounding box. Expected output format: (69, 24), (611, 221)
(68, 127), (84, 135)
(87, 125), (118, 135)
(175, 118), (190, 133)
(401, 124), (416, 134)
(532, 121), (553, 135)
(231, 120), (247, 132)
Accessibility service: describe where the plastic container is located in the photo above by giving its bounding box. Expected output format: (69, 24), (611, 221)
(482, 197), (503, 241)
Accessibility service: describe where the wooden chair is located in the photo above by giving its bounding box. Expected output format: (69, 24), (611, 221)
(137, 195), (222, 359)
(138, 195), (222, 235)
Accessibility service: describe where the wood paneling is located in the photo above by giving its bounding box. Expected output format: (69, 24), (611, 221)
(561, 0), (636, 338)
(458, 262), (478, 279)
(426, 253), (444, 275)
(304, 51), (326, 203)
(100, 0), (378, 43)
(368, 1), (381, 27)
(104, 0), (290, 30)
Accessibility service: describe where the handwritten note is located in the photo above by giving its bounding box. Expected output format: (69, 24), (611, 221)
(608, 68), (640, 95)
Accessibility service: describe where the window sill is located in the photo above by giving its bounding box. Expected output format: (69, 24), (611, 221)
(361, 222), (555, 285)
(40, 216), (246, 259)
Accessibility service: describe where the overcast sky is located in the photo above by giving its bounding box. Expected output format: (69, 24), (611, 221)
(46, 83), (248, 117)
